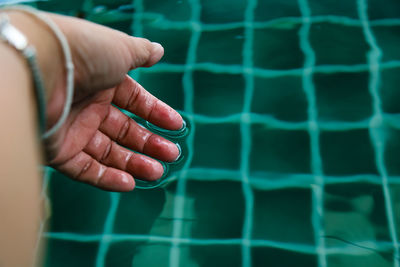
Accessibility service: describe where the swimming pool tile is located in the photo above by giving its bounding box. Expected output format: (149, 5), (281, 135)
(252, 247), (317, 267)
(193, 72), (244, 116)
(98, 17), (133, 34)
(252, 188), (314, 244)
(373, 26), (400, 62)
(197, 28), (244, 65)
(249, 126), (311, 175)
(199, 0), (247, 24)
(37, 0), (83, 13)
(324, 183), (392, 244)
(254, 0), (300, 21)
(187, 245), (242, 267)
(308, 0), (358, 18)
(44, 239), (99, 267)
(113, 187), (172, 236)
(142, 26), (191, 64)
(106, 241), (192, 266)
(105, 241), (140, 267)
(182, 180), (244, 239)
(105, 241), (174, 267)
(324, 182), (394, 267)
(47, 172), (110, 234)
(326, 253), (393, 267)
(142, 0), (191, 21)
(192, 123), (241, 169)
(314, 71), (372, 122)
(368, 0), (400, 20)
(253, 26), (304, 70)
(381, 68), (400, 114)
(320, 130), (378, 176)
(310, 23), (369, 66)
(138, 72), (184, 111)
(252, 75), (308, 122)
(91, 0), (131, 9)
(384, 127), (400, 176)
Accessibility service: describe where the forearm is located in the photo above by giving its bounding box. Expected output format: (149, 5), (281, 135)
(0, 42), (43, 266)
(0, 10), (64, 266)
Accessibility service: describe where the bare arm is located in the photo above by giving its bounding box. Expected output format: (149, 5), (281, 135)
(0, 9), (183, 266)
(0, 35), (42, 267)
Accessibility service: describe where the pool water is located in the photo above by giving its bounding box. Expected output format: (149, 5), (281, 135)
(8, 0), (400, 266)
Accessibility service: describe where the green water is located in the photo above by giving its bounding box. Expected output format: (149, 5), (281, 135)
(14, 0), (400, 266)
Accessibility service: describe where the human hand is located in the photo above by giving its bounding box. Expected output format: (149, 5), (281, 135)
(43, 14), (183, 192)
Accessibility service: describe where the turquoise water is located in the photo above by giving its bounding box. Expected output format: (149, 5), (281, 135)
(7, 0), (400, 266)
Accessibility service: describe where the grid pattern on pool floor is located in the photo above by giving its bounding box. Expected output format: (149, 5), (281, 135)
(27, 0), (400, 266)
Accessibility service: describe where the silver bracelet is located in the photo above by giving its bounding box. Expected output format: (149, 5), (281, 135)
(0, 5), (74, 139)
(0, 13), (47, 133)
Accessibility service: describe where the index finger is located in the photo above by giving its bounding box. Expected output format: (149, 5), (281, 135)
(112, 75), (183, 131)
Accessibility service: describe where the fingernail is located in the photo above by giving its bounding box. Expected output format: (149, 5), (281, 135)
(173, 143), (182, 162)
(168, 142), (181, 162)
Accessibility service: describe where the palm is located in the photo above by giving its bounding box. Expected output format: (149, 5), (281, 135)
(46, 76), (182, 192)
(41, 14), (182, 191)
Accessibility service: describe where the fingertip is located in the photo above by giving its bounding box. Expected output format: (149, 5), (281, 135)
(146, 42), (164, 67)
(144, 135), (181, 163)
(120, 173), (136, 191)
(99, 171), (135, 192)
(126, 155), (164, 182)
(172, 111), (184, 131)
(147, 160), (165, 181)
(152, 102), (183, 131)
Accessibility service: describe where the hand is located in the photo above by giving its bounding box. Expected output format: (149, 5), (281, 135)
(43, 13), (183, 192)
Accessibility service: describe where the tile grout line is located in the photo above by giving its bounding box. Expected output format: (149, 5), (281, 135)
(134, 14), (400, 31)
(297, 0), (327, 266)
(168, 0), (200, 266)
(94, 193), (120, 267)
(357, 0), (400, 266)
(241, 0), (258, 266)
(44, 231), (396, 255)
(140, 61), (400, 77)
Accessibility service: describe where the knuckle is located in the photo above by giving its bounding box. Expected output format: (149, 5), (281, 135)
(117, 118), (131, 142)
(100, 140), (113, 163)
(76, 158), (94, 180)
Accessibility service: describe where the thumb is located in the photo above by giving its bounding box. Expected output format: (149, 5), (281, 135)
(47, 13), (164, 94)
(127, 37), (164, 69)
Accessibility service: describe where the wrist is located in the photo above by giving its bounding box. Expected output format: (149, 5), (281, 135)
(5, 10), (67, 129)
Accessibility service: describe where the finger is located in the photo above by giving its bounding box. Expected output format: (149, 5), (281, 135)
(83, 130), (164, 181)
(56, 151), (135, 192)
(129, 37), (164, 68)
(113, 75), (183, 130)
(99, 105), (180, 162)
(47, 13), (164, 92)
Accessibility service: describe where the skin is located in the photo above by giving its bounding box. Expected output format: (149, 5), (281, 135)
(0, 10), (183, 266)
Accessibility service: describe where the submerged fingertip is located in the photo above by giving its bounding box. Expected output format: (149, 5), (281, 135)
(102, 172), (135, 192)
(153, 161), (165, 180)
(120, 174), (135, 191)
(167, 108), (183, 131)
